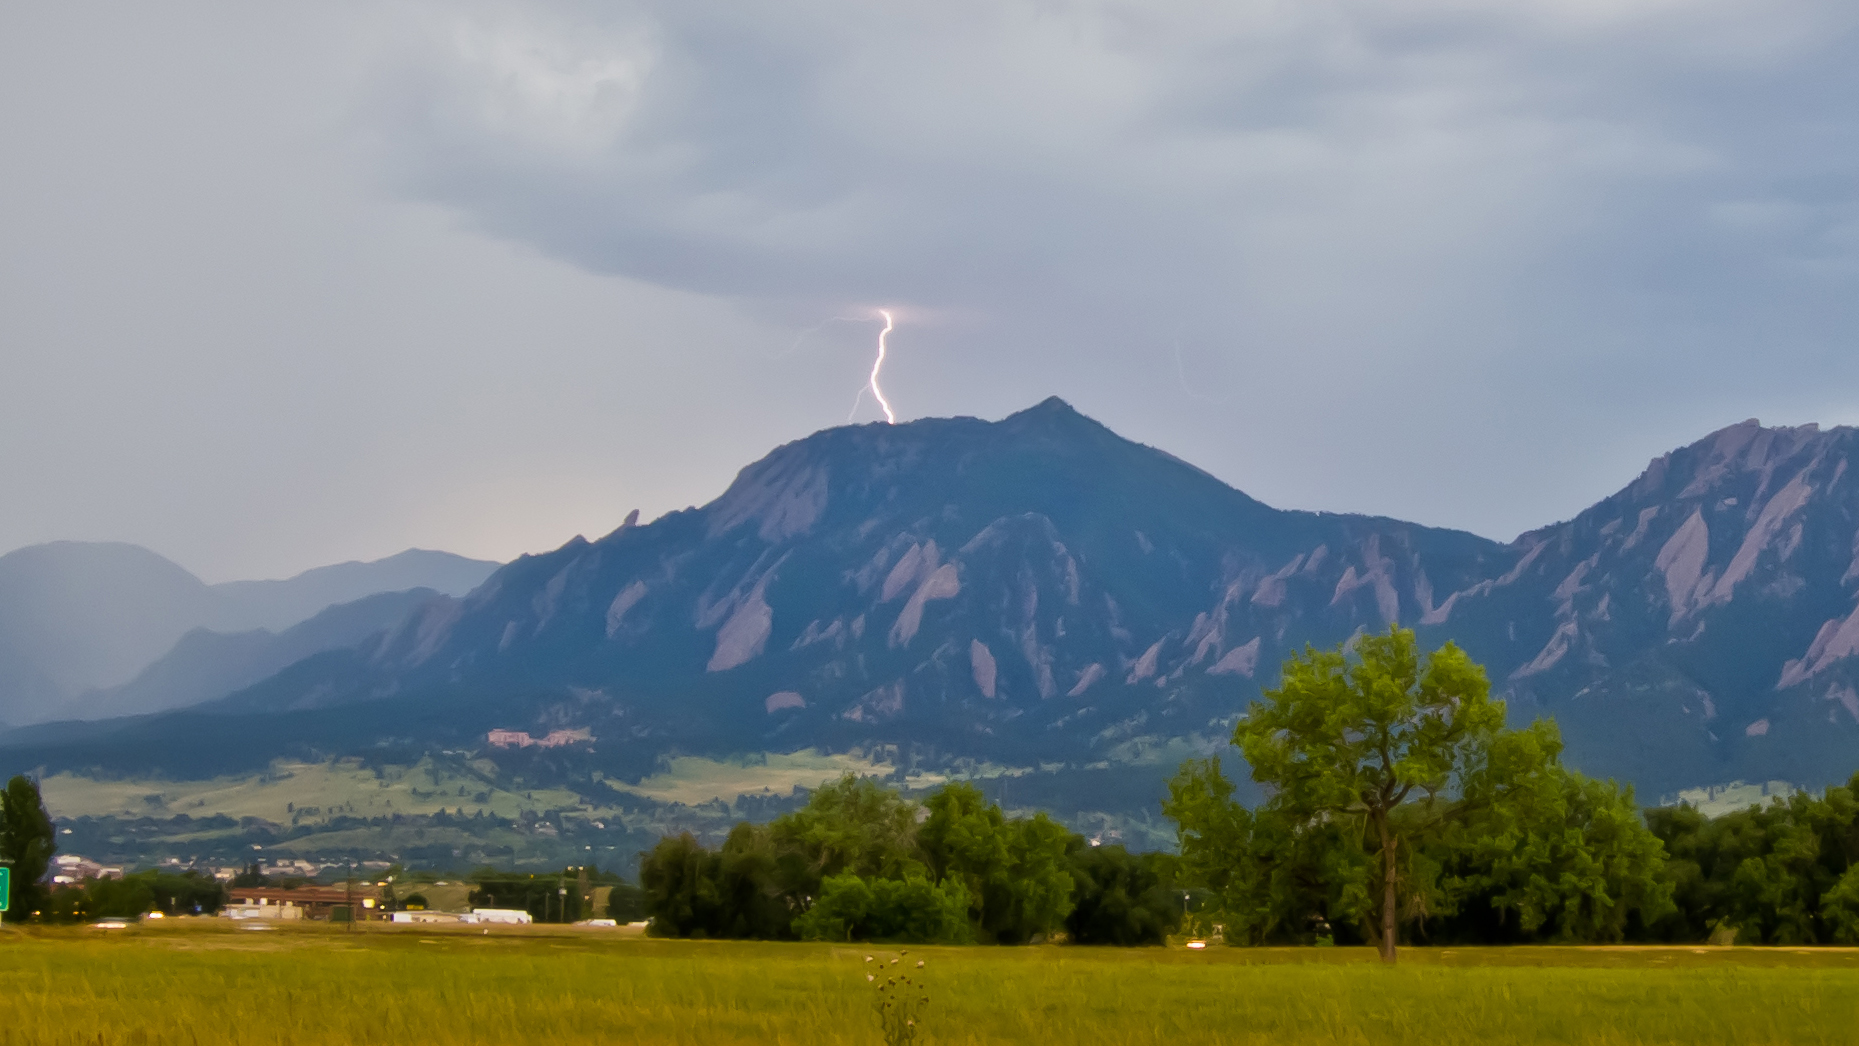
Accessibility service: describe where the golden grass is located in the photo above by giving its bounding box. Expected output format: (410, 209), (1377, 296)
(3, 921), (1857, 1045)
(38, 758), (585, 823)
(39, 750), (913, 824)
(602, 750), (902, 806)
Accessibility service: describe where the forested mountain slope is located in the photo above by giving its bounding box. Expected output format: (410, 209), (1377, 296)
(9, 403), (1859, 806)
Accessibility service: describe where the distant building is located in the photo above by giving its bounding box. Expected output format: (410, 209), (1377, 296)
(486, 728), (592, 749)
(51, 854), (123, 884)
(221, 885), (384, 921)
(223, 901), (304, 922)
(259, 859), (329, 879)
(461, 908), (533, 924)
(391, 910), (465, 924)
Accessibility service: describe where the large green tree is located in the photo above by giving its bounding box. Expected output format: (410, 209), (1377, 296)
(1164, 756), (1374, 945)
(918, 782), (1075, 943)
(1432, 755), (1672, 941)
(1, 774), (56, 921)
(637, 834), (726, 937)
(1235, 628), (1537, 962)
(1063, 842), (1181, 945)
(768, 773), (925, 894)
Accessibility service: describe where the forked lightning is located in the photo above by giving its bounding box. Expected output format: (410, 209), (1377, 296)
(869, 309), (897, 424)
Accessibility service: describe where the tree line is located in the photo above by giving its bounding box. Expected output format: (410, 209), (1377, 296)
(639, 775), (1180, 945)
(0, 775), (646, 924)
(43, 868), (227, 920)
(637, 630), (1859, 959)
(8, 629), (1859, 950)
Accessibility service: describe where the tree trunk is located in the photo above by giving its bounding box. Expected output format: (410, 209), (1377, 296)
(1377, 818), (1399, 964)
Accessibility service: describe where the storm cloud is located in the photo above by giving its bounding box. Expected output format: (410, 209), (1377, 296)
(2, 1), (1856, 578)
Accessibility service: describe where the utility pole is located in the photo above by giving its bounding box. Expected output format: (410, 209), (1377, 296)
(346, 859), (355, 933)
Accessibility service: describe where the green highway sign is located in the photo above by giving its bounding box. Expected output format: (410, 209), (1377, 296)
(0, 866), (10, 911)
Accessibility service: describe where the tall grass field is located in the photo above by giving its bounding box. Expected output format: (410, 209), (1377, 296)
(3, 922), (1856, 1045)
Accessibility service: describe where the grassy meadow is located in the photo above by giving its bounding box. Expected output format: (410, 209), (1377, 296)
(3, 922), (1857, 1045)
(37, 751), (907, 825)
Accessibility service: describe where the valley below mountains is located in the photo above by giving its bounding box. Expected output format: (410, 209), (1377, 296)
(8, 398), (1859, 866)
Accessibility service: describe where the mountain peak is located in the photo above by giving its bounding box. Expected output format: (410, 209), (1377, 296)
(998, 396), (1122, 443)
(1610, 418), (1850, 508)
(1022, 395), (1078, 415)
(1001, 396), (1097, 429)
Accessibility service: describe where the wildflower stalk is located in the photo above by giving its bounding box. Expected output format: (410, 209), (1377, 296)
(864, 950), (930, 1046)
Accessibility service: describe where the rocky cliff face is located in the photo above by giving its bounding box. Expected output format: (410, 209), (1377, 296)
(1417, 419), (1859, 794)
(14, 404), (1859, 804)
(206, 398), (1507, 770)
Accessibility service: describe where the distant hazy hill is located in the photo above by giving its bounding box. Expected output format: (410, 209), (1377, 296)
(10, 402), (1859, 811)
(0, 543), (226, 714)
(0, 543), (498, 724)
(211, 550), (503, 633)
(79, 588), (445, 721)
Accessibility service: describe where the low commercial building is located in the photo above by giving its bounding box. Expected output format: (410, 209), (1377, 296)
(223, 901), (304, 922)
(391, 910), (466, 924)
(460, 908), (533, 925)
(221, 885), (385, 921)
(51, 854), (124, 884)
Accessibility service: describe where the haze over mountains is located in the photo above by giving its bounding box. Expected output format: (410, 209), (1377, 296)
(7, 400), (1859, 815)
(0, 545), (499, 725)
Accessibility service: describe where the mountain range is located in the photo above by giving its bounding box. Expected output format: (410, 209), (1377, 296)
(0, 544), (498, 725)
(6, 399), (1859, 821)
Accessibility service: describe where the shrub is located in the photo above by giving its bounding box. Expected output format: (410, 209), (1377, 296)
(795, 874), (973, 943)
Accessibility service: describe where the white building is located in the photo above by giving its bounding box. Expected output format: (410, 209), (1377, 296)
(51, 854), (124, 884)
(391, 910), (465, 924)
(221, 900), (305, 921)
(460, 908), (533, 924)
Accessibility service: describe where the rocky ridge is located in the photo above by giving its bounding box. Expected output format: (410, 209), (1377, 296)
(9, 403), (1859, 805)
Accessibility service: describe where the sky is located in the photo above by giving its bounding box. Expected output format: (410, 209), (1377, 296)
(2, 1), (1856, 582)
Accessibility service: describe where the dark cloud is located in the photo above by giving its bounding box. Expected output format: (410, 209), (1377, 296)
(372, 2), (1859, 311)
(2, 1), (1856, 577)
(367, 1), (1859, 507)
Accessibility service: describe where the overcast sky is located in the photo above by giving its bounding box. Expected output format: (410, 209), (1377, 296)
(3, 1), (1856, 582)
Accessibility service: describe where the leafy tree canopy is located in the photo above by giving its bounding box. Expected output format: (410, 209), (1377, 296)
(0, 774), (56, 922)
(1649, 773), (1859, 944)
(640, 775), (1102, 944)
(1063, 842), (1180, 946)
(1172, 628), (1671, 959)
(919, 782), (1075, 943)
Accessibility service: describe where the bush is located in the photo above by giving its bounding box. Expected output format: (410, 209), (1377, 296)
(794, 873), (973, 944)
(1065, 844), (1180, 946)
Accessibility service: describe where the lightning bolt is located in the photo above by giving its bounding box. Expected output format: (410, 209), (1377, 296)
(868, 309), (897, 424)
